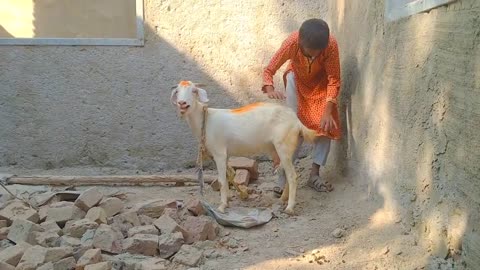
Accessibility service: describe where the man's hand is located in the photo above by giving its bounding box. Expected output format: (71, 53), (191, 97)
(320, 102), (338, 133)
(264, 85), (286, 100)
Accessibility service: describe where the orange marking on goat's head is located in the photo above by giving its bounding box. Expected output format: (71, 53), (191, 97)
(179, 81), (191, 87)
(230, 102), (264, 114)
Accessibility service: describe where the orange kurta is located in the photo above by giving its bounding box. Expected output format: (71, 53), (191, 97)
(262, 31), (341, 140)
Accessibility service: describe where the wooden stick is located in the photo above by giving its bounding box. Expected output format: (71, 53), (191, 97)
(6, 174), (216, 186)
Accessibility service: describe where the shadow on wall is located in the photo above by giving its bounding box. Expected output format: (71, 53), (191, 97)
(1, 3), (242, 171)
(273, 0), (480, 268)
(0, 25), (13, 37)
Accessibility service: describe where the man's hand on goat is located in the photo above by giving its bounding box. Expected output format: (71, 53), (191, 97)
(264, 85), (286, 100)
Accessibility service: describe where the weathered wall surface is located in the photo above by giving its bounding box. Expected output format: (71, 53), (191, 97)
(0, 0), (328, 171)
(0, 0), (479, 266)
(322, 0), (480, 266)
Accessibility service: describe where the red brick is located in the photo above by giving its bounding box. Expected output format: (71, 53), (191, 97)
(233, 169), (250, 186)
(186, 199), (205, 216)
(181, 216), (217, 244)
(74, 188), (104, 212)
(76, 248), (102, 269)
(153, 215), (187, 239)
(121, 234), (159, 256)
(228, 157), (259, 180)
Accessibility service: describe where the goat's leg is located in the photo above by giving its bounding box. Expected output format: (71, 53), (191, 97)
(213, 153), (229, 213)
(275, 134), (299, 215)
(282, 161), (297, 215)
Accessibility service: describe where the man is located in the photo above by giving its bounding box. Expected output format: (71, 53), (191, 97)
(261, 18), (341, 196)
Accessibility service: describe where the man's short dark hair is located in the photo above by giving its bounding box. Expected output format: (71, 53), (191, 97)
(299, 18), (330, 50)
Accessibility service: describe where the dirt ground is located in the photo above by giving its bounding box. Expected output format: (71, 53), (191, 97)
(0, 157), (464, 270)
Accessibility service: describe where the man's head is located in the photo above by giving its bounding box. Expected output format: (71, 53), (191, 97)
(299, 18), (330, 58)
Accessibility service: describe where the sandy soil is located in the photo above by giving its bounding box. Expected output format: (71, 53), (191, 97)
(0, 157), (464, 270)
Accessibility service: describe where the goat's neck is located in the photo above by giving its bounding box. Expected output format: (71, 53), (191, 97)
(185, 103), (207, 141)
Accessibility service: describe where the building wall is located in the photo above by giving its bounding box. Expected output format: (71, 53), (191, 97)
(0, 0), (478, 265)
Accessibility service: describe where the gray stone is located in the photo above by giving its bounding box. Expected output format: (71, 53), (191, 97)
(64, 218), (99, 238)
(158, 232), (184, 259)
(7, 219), (43, 244)
(74, 188), (104, 212)
(122, 234), (159, 256)
(172, 245), (203, 267)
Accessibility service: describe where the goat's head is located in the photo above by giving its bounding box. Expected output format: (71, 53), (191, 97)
(170, 80), (209, 116)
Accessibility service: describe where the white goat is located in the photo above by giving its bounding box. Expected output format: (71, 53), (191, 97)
(170, 80), (317, 215)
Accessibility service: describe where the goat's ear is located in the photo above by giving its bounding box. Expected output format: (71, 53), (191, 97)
(170, 88), (178, 105)
(195, 87), (209, 103)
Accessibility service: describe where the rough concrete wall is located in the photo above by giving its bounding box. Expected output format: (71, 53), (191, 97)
(323, 0), (480, 266)
(0, 0), (328, 171)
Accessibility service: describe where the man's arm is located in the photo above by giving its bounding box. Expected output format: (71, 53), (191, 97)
(320, 37), (341, 132)
(262, 33), (297, 96)
(323, 37), (341, 105)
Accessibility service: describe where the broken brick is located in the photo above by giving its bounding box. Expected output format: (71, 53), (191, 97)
(64, 219), (99, 238)
(153, 215), (187, 238)
(127, 225), (158, 237)
(57, 235), (82, 248)
(36, 262), (53, 270)
(138, 214), (155, 226)
(0, 220), (7, 228)
(40, 221), (61, 234)
(137, 199), (178, 219)
(98, 197), (124, 217)
(0, 239), (14, 252)
(233, 169), (250, 186)
(0, 262), (15, 270)
(45, 246), (73, 263)
(138, 257), (169, 270)
(182, 216), (217, 244)
(34, 231), (60, 247)
(0, 227), (8, 240)
(84, 261), (112, 270)
(158, 232), (184, 259)
(46, 202), (86, 225)
(0, 200), (39, 224)
(228, 157), (259, 180)
(53, 256), (76, 270)
(80, 229), (96, 247)
(172, 245), (203, 267)
(76, 248), (102, 269)
(109, 211), (141, 237)
(85, 207), (108, 224)
(7, 219), (43, 244)
(74, 188), (104, 212)
(92, 224), (123, 254)
(162, 208), (181, 223)
(0, 242), (31, 266)
(16, 245), (48, 270)
(121, 234), (159, 256)
(186, 199), (205, 216)
(109, 253), (151, 269)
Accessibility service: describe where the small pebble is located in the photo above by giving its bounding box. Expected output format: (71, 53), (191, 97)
(332, 228), (345, 238)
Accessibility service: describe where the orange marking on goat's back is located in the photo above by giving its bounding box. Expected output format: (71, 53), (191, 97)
(230, 102), (264, 114)
(179, 81), (191, 86)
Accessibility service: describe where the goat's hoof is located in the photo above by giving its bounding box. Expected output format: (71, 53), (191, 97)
(283, 207), (295, 216)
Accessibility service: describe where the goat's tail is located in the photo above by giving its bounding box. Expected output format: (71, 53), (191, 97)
(299, 122), (318, 143)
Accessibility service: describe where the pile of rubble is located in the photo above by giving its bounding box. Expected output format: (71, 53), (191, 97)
(0, 187), (236, 270)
